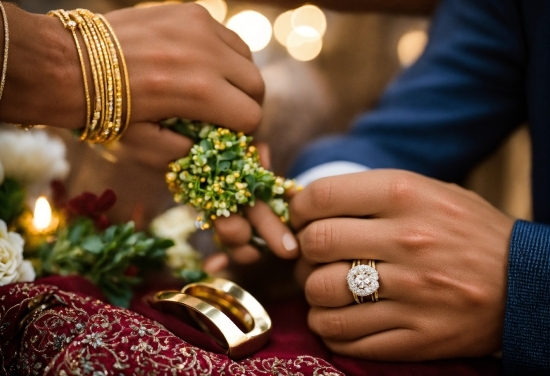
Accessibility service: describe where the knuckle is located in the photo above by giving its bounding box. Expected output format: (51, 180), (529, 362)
(183, 3), (213, 21)
(304, 271), (337, 306)
(308, 310), (347, 339)
(396, 224), (434, 253)
(186, 75), (214, 102)
(301, 221), (333, 262)
(239, 103), (263, 133)
(387, 172), (419, 204)
(307, 179), (334, 212)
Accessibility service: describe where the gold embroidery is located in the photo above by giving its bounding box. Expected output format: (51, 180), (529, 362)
(1, 283), (344, 375)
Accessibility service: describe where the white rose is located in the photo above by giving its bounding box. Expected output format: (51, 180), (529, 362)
(0, 129), (69, 191)
(166, 241), (202, 270)
(0, 219), (35, 285)
(150, 205), (198, 242)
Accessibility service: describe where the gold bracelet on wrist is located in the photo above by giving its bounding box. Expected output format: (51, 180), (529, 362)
(49, 8), (130, 144)
(48, 10), (91, 133)
(98, 14), (131, 141)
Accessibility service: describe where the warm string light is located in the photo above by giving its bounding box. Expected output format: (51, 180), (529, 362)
(133, 2), (326, 61)
(195, 0), (227, 23)
(273, 5), (326, 61)
(225, 10), (272, 52)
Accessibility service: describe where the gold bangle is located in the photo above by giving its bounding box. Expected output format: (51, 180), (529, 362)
(48, 10), (91, 132)
(98, 14), (131, 141)
(69, 10), (103, 140)
(48, 8), (129, 143)
(0, 1), (9, 103)
(78, 10), (110, 142)
(152, 277), (272, 359)
(91, 13), (123, 143)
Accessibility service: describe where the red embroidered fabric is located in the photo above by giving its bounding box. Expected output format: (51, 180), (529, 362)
(0, 276), (503, 375)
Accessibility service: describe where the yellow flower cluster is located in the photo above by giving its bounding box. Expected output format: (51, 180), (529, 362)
(165, 123), (296, 229)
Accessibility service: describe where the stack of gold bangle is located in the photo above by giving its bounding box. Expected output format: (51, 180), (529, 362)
(49, 9), (131, 144)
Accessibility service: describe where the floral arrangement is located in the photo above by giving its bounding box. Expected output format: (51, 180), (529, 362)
(163, 118), (298, 229)
(0, 127), (202, 307)
(0, 118), (298, 307)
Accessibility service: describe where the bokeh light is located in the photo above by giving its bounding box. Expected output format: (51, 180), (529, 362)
(397, 30), (428, 67)
(286, 26), (323, 61)
(292, 5), (326, 37)
(273, 10), (294, 46)
(226, 10), (273, 52)
(195, 0), (227, 23)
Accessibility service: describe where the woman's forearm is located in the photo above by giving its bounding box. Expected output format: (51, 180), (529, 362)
(0, 3), (85, 129)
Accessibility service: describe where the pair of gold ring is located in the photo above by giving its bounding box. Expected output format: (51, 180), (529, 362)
(152, 277), (271, 359)
(347, 259), (380, 304)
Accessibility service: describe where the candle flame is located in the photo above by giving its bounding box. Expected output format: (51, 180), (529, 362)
(33, 196), (52, 231)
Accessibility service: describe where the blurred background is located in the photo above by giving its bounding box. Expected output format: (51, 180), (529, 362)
(12, 0), (531, 294)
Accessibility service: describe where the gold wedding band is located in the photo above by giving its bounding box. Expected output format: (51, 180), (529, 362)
(152, 277), (271, 359)
(347, 259), (380, 304)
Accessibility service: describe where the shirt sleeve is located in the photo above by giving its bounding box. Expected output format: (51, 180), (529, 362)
(503, 220), (550, 375)
(294, 161), (369, 187)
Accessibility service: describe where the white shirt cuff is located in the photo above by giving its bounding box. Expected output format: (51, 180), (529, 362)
(295, 161), (370, 187)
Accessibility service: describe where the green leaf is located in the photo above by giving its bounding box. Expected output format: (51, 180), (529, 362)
(0, 178), (26, 225)
(178, 269), (208, 283)
(101, 282), (134, 308)
(245, 174), (256, 188)
(217, 160), (230, 172)
(81, 235), (104, 254)
(218, 151), (237, 161)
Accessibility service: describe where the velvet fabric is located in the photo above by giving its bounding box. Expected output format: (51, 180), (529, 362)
(0, 275), (502, 375)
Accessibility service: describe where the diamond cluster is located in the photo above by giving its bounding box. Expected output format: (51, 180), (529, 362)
(347, 264), (379, 297)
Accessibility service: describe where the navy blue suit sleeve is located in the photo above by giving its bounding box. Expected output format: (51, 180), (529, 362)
(504, 220), (550, 375)
(289, 0), (527, 183)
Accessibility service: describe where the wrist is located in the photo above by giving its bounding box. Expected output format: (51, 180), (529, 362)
(0, 4), (85, 129)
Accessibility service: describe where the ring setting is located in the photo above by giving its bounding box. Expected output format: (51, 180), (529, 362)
(347, 260), (379, 303)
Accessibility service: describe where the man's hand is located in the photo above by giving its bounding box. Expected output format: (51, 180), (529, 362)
(290, 169), (514, 361)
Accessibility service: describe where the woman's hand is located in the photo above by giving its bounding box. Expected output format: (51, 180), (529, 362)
(203, 143), (299, 272)
(105, 3), (264, 132)
(102, 3), (265, 170)
(290, 169), (514, 361)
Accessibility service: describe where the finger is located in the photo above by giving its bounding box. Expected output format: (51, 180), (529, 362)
(203, 252), (229, 274)
(220, 54), (265, 105)
(244, 200), (299, 259)
(181, 80), (263, 134)
(290, 169), (418, 230)
(216, 22), (252, 60)
(323, 329), (427, 362)
(297, 217), (401, 264)
(305, 261), (403, 307)
(230, 244), (262, 264)
(308, 302), (412, 342)
(213, 214), (252, 246)
(119, 122), (193, 169)
(254, 142), (271, 169)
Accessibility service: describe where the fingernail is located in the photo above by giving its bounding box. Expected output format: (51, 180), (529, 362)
(282, 233), (297, 252)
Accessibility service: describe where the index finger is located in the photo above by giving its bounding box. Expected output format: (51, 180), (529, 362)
(289, 169), (410, 230)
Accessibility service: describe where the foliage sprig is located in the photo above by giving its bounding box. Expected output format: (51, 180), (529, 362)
(163, 118), (297, 229)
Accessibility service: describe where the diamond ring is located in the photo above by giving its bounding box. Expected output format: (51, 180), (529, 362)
(347, 260), (379, 304)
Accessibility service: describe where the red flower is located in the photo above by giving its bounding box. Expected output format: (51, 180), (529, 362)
(67, 189), (117, 230)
